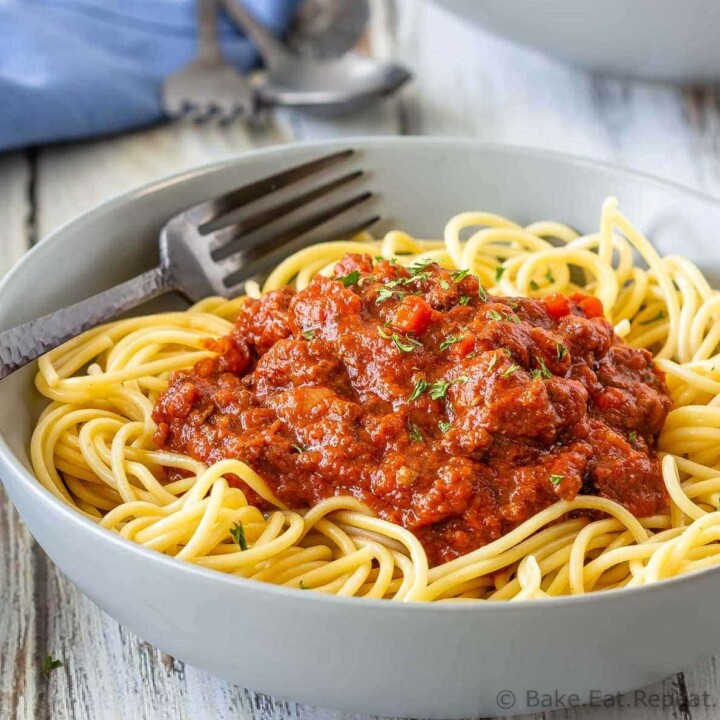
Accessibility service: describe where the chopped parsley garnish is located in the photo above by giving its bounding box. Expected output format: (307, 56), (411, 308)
(408, 422), (423, 442)
(535, 357), (552, 379)
(495, 266), (506, 282)
(230, 522), (248, 550)
(546, 270), (555, 283)
(408, 258), (433, 275)
(439, 335), (462, 351)
(486, 309), (520, 324)
(408, 378), (428, 401)
(501, 363), (520, 378)
(378, 328), (422, 353)
(292, 444), (307, 454)
(549, 474), (564, 486)
(41, 655), (63, 675)
(529, 280), (540, 291)
(459, 295), (470, 306)
(440, 279), (450, 290)
(302, 329), (315, 341)
(393, 334), (421, 353)
(438, 420), (452, 434)
(639, 310), (666, 325)
(556, 342), (568, 361)
(478, 284), (488, 301)
(628, 431), (637, 444)
(488, 352), (498, 372)
(466, 352), (476, 359)
(376, 286), (399, 304)
(337, 270), (360, 287)
(451, 268), (469, 282)
(430, 379), (451, 400)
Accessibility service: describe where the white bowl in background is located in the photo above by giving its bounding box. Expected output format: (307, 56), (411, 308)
(434, 0), (720, 82)
(2, 139), (720, 718)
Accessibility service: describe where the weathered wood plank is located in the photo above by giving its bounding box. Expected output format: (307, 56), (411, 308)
(35, 120), (288, 240)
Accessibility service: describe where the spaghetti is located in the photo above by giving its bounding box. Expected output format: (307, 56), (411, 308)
(30, 198), (720, 601)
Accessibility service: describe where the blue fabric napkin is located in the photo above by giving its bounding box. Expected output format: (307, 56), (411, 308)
(0, 0), (299, 152)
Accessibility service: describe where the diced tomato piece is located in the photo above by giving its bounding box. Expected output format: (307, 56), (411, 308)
(544, 293), (572, 320)
(571, 293), (605, 319)
(451, 334), (476, 358)
(393, 295), (432, 335)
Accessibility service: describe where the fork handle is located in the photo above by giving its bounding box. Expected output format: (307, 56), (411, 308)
(0, 267), (172, 380)
(222, 0), (288, 69)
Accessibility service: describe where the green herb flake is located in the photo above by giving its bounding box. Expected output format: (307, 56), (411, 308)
(488, 352), (498, 372)
(556, 342), (568, 361)
(451, 269), (469, 283)
(392, 333), (422, 353)
(41, 655), (63, 675)
(486, 309), (520, 324)
(639, 310), (666, 326)
(458, 295), (470, 306)
(301, 329), (315, 341)
(292, 444), (307, 454)
(478, 284), (488, 302)
(408, 378), (428, 402)
(495, 266), (506, 282)
(501, 363), (520, 378)
(230, 521), (248, 551)
(456, 375), (469, 384)
(439, 335), (462, 351)
(408, 258), (433, 275)
(466, 352), (476, 359)
(628, 431), (637, 444)
(549, 474), (564, 486)
(546, 270), (555, 284)
(440, 279), (451, 290)
(438, 420), (452, 434)
(376, 286), (398, 304)
(408, 422), (424, 443)
(530, 280), (540, 291)
(429, 380), (452, 400)
(536, 357), (552, 379)
(337, 270), (361, 287)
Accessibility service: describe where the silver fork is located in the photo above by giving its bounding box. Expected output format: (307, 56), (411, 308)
(162, 0), (256, 121)
(0, 150), (378, 380)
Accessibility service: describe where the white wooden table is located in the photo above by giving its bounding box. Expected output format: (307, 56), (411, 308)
(3, 2), (720, 718)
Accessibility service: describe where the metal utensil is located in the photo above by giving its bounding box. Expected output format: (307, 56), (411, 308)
(222, 0), (411, 114)
(286, 0), (370, 59)
(162, 0), (257, 121)
(0, 150), (378, 379)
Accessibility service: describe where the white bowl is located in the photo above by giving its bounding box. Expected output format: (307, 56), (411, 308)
(434, 0), (720, 82)
(2, 139), (720, 719)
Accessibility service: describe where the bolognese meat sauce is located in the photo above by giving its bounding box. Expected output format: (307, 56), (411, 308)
(153, 255), (672, 564)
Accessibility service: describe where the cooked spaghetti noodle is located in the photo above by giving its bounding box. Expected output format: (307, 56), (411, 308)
(30, 198), (720, 601)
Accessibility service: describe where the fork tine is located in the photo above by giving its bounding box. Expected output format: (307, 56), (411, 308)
(210, 170), (365, 261)
(223, 215), (382, 292)
(220, 192), (374, 287)
(192, 149), (356, 230)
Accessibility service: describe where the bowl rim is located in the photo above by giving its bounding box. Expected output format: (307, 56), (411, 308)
(3, 135), (720, 614)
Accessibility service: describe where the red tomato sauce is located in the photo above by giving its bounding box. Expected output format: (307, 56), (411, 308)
(153, 255), (673, 565)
